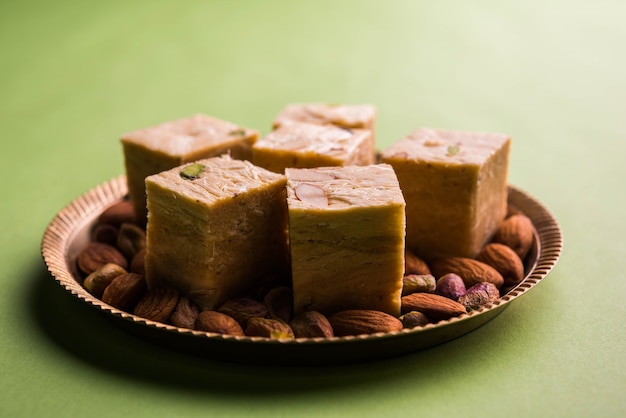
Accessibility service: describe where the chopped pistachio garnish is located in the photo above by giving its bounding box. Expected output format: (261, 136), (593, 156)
(228, 128), (246, 136)
(180, 163), (205, 180)
(446, 144), (460, 156)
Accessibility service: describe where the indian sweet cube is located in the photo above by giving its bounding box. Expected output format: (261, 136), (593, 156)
(144, 155), (288, 311)
(381, 128), (511, 261)
(121, 114), (258, 223)
(285, 164), (406, 317)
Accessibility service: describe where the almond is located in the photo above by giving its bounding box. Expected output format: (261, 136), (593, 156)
(476, 243), (524, 288)
(294, 183), (328, 208)
(493, 214), (535, 260)
(400, 293), (467, 320)
(245, 317), (294, 339)
(431, 257), (504, 289)
(101, 272), (146, 311)
(196, 311), (244, 336)
(289, 311), (334, 338)
(133, 285), (179, 323)
(217, 297), (268, 327)
(328, 309), (403, 336)
(76, 242), (128, 275)
(405, 249), (431, 275)
(169, 296), (200, 329)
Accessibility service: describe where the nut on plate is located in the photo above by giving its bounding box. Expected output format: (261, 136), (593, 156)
(405, 249), (431, 275)
(435, 273), (467, 301)
(400, 292), (467, 321)
(430, 257), (504, 289)
(289, 311), (334, 338)
(97, 200), (136, 226)
(217, 297), (268, 327)
(196, 310), (244, 336)
(476, 243), (524, 287)
(399, 311), (430, 328)
(133, 285), (179, 323)
(169, 296), (200, 329)
(77, 242), (128, 275)
(101, 272), (147, 311)
(458, 282), (500, 310)
(83, 263), (128, 298)
(245, 317), (295, 339)
(263, 286), (294, 323)
(402, 274), (436, 295)
(328, 309), (403, 336)
(493, 214), (535, 260)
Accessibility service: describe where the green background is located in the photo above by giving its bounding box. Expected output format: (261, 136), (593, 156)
(2, 0), (625, 417)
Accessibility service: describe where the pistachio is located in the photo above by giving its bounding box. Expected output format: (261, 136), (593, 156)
(196, 310), (244, 336)
(458, 282), (500, 311)
(228, 128), (247, 136)
(402, 274), (436, 295)
(435, 273), (467, 301)
(116, 222), (146, 260)
(245, 317), (294, 339)
(83, 263), (128, 298)
(289, 311), (334, 338)
(76, 242), (128, 275)
(180, 163), (205, 180)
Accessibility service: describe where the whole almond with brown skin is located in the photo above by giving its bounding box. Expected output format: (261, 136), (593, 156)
(196, 311), (244, 336)
(401, 293), (467, 320)
(290, 311), (334, 338)
(218, 297), (268, 327)
(245, 317), (295, 339)
(399, 311), (431, 328)
(133, 286), (179, 323)
(77, 242), (128, 275)
(98, 200), (136, 226)
(169, 296), (200, 329)
(130, 248), (146, 275)
(263, 286), (294, 323)
(476, 243), (524, 287)
(494, 214), (535, 260)
(431, 257), (504, 289)
(116, 222), (146, 260)
(328, 310), (403, 336)
(83, 263), (127, 298)
(101, 272), (146, 311)
(405, 249), (431, 275)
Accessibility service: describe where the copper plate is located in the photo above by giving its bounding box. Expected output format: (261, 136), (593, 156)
(41, 176), (563, 365)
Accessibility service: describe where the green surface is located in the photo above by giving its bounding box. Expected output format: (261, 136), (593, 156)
(1, 0), (625, 417)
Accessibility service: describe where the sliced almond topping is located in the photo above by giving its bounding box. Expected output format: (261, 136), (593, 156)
(294, 183), (328, 208)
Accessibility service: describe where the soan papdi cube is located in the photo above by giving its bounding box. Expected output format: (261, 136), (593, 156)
(121, 114), (258, 223)
(286, 164), (406, 316)
(272, 103), (376, 131)
(381, 128), (511, 261)
(144, 155), (288, 310)
(252, 122), (375, 174)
